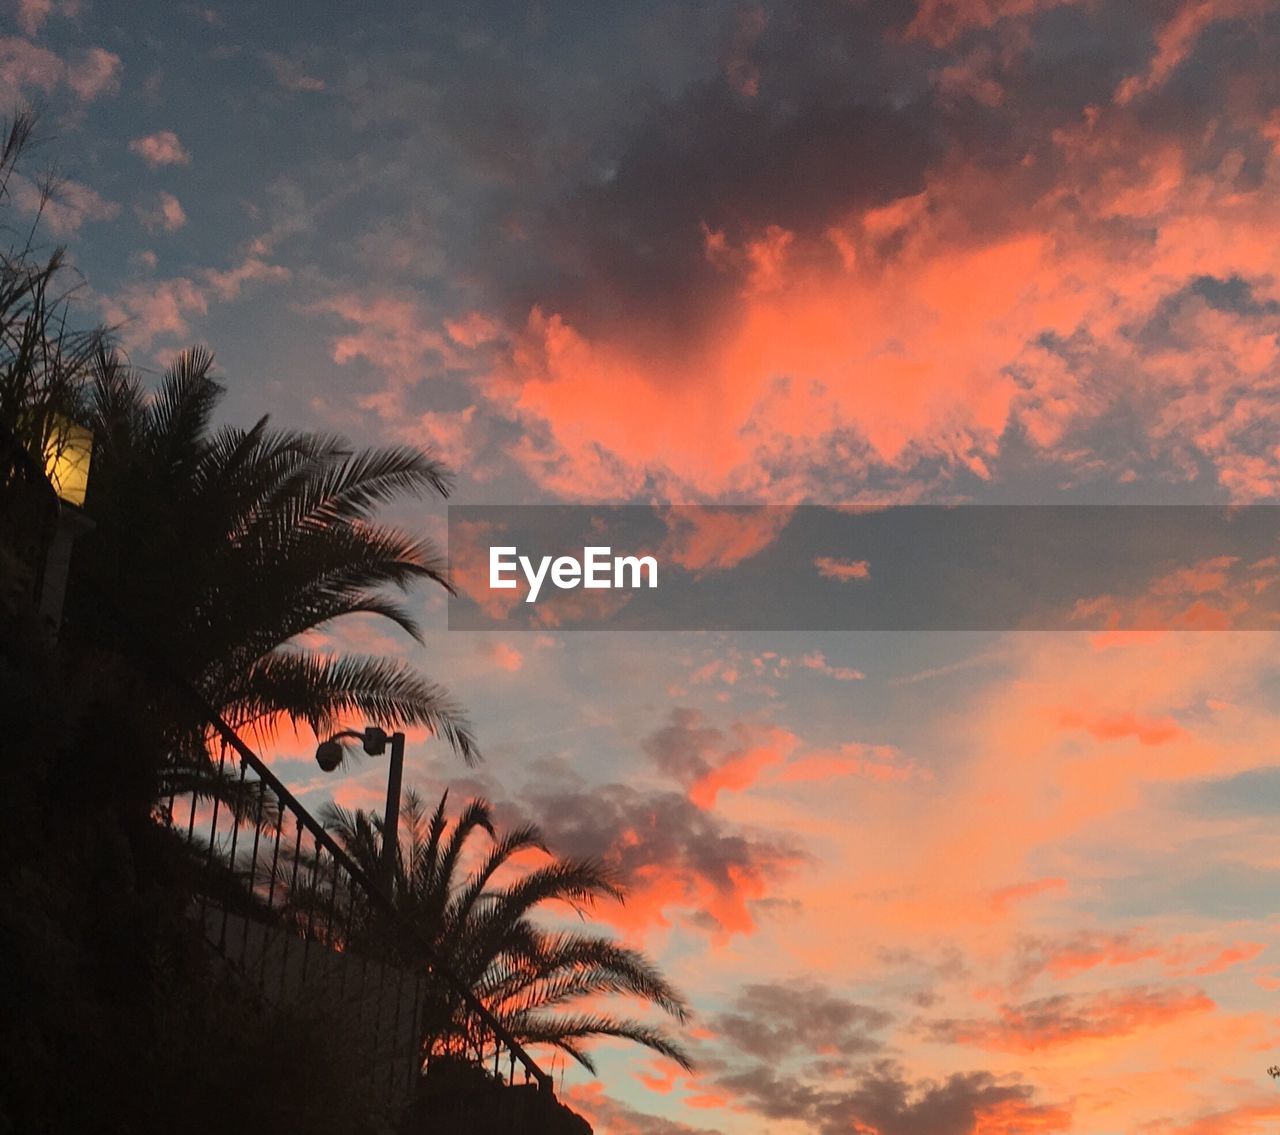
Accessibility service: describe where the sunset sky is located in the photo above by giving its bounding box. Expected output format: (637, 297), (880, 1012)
(9, 0), (1280, 1131)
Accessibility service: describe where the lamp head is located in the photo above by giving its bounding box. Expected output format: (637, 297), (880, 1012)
(315, 739), (345, 773)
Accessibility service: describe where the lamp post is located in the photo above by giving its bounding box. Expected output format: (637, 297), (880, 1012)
(315, 726), (405, 899)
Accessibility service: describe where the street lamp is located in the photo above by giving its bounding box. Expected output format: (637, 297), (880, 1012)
(43, 419), (94, 507)
(315, 725), (405, 899)
(39, 417), (95, 635)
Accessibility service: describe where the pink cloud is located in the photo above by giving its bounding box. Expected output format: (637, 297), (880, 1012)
(481, 640), (524, 672)
(312, 290), (455, 387)
(814, 555), (871, 582)
(799, 651), (865, 681)
(100, 256), (289, 350)
(135, 190), (187, 233)
(370, 404), (478, 475)
(445, 310), (501, 347)
(0, 36), (63, 100)
(66, 46), (120, 101)
(12, 174), (118, 235)
(99, 278), (208, 350)
(0, 36), (117, 104)
(204, 256), (290, 300)
(129, 130), (191, 168)
(262, 51), (325, 93)
(14, 0), (53, 36)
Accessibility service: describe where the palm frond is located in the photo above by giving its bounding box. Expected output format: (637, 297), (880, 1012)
(507, 1013), (694, 1073)
(226, 651), (478, 764)
(146, 345), (221, 469)
(322, 788), (692, 1074)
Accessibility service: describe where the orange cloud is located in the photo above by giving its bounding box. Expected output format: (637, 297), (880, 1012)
(563, 1082), (724, 1135)
(1171, 1099), (1280, 1135)
(499, 217), (1035, 498)
(1017, 932), (1265, 983)
(1188, 943), (1267, 977)
(987, 877), (1068, 916)
(813, 555), (871, 582)
(481, 640), (524, 672)
(1057, 709), (1184, 746)
(1072, 555), (1280, 632)
(444, 310), (501, 347)
(975, 1095), (1074, 1135)
(929, 986), (1215, 1053)
(798, 651), (865, 681)
(471, 24), (1280, 506)
(688, 726), (798, 809)
(777, 743), (923, 785)
(1116, 0), (1271, 105)
(904, 0), (1089, 46)
(445, 517), (527, 620)
(659, 507), (793, 573)
(608, 857), (782, 942)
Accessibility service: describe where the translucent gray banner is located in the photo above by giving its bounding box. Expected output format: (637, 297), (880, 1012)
(446, 505), (1280, 631)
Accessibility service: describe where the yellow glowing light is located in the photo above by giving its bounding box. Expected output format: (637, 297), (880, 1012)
(43, 421), (94, 507)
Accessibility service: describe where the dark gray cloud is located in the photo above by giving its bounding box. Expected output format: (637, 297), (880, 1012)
(409, 706), (805, 936)
(496, 0), (1277, 347)
(698, 974), (1066, 1134)
(1009, 929), (1148, 988)
(642, 707), (723, 784)
(537, 83), (939, 345)
(520, 780), (805, 920)
(713, 981), (892, 1061)
(717, 1062), (1068, 1135)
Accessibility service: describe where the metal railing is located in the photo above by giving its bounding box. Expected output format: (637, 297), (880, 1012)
(160, 701), (553, 1106)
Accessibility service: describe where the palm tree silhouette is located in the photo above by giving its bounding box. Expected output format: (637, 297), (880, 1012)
(69, 347), (477, 795)
(323, 788), (693, 1075)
